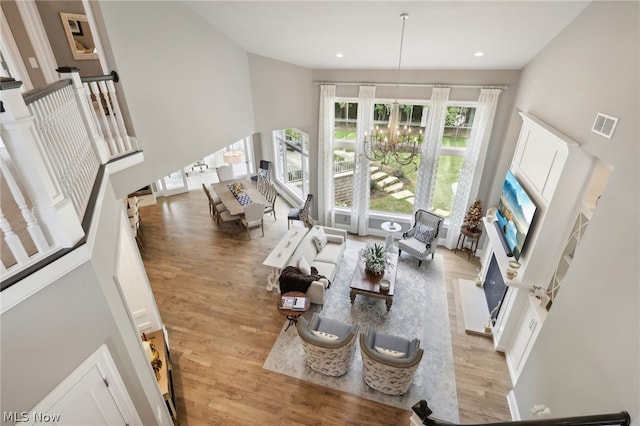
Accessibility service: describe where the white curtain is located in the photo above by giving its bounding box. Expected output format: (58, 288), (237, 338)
(444, 88), (503, 249)
(351, 86), (376, 235)
(317, 84), (336, 226)
(413, 87), (450, 213)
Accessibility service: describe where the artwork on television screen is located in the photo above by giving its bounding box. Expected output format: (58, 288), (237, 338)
(495, 170), (538, 261)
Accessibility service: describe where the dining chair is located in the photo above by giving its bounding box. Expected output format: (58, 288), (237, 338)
(240, 202), (265, 239)
(263, 182), (277, 221)
(216, 165), (234, 182)
(202, 183), (223, 222)
(218, 209), (241, 233)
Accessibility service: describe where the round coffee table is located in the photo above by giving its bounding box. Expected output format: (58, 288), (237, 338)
(278, 291), (311, 331)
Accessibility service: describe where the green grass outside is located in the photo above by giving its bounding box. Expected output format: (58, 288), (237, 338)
(331, 130), (468, 216)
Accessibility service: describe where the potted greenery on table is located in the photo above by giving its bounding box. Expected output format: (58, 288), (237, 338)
(359, 242), (394, 276)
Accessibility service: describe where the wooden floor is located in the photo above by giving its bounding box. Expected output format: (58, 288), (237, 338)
(139, 188), (512, 426)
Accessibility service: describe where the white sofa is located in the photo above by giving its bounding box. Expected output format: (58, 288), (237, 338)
(286, 225), (347, 305)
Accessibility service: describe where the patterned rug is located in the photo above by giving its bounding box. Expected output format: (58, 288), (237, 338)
(263, 240), (459, 423)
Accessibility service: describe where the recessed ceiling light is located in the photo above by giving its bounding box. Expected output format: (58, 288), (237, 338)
(474, 51), (484, 57)
(336, 52), (344, 58)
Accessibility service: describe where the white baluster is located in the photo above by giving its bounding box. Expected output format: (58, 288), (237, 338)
(90, 81), (116, 154)
(98, 80), (125, 153)
(0, 208), (29, 265)
(105, 80), (132, 153)
(0, 151), (51, 252)
(0, 81), (84, 247)
(82, 81), (104, 141)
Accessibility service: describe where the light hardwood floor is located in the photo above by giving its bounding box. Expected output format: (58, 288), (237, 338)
(139, 188), (512, 426)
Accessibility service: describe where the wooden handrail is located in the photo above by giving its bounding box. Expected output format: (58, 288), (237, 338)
(80, 70), (120, 84)
(21, 79), (71, 105)
(412, 401), (630, 426)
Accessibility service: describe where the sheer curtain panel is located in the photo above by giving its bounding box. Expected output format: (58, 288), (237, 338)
(413, 87), (450, 213)
(318, 85), (336, 226)
(351, 86), (376, 235)
(444, 88), (502, 249)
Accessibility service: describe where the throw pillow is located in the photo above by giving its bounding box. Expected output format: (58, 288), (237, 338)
(414, 224), (435, 243)
(374, 346), (407, 358)
(298, 257), (311, 275)
(311, 330), (339, 341)
(326, 234), (344, 244)
(313, 227), (328, 251)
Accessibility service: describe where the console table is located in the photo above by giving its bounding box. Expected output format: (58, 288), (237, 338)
(263, 227), (308, 291)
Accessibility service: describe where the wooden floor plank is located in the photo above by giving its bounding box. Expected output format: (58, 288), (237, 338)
(140, 188), (512, 425)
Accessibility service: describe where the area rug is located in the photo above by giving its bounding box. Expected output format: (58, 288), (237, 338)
(263, 239), (459, 423)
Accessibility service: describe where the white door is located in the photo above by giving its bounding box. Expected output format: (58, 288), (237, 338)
(32, 366), (126, 425)
(115, 212), (163, 333)
(28, 345), (142, 426)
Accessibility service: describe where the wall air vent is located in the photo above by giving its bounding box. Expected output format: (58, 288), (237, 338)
(591, 112), (618, 139)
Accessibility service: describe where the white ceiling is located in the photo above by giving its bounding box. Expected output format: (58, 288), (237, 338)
(185, 1), (591, 70)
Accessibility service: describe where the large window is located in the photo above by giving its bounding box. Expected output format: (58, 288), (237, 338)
(333, 101), (357, 207)
(274, 128), (309, 200)
(320, 94), (483, 231)
(368, 102), (428, 215)
(431, 105), (476, 218)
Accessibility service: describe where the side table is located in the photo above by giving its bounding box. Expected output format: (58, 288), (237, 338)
(381, 221), (401, 252)
(455, 225), (482, 260)
(278, 291), (311, 331)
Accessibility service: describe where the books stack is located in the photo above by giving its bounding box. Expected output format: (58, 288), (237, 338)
(279, 296), (307, 311)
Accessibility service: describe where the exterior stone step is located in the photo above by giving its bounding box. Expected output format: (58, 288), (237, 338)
(377, 176), (399, 188)
(405, 197), (415, 205)
(370, 171), (388, 181)
(384, 182), (404, 193)
(391, 190), (414, 200)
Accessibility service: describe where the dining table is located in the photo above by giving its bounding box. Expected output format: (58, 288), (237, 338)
(211, 179), (268, 216)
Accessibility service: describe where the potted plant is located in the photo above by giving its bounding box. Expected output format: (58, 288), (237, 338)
(359, 243), (394, 276)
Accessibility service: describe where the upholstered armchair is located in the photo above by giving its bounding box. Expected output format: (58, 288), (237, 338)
(288, 193), (313, 229)
(296, 313), (359, 377)
(359, 326), (424, 395)
(397, 209), (443, 266)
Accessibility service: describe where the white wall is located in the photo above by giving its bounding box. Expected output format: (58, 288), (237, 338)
(0, 180), (164, 425)
(96, 1), (256, 198)
(510, 2), (639, 421)
(247, 53), (315, 170)
(246, 61), (521, 218)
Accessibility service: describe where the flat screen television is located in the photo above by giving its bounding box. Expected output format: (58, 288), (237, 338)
(495, 170), (538, 261)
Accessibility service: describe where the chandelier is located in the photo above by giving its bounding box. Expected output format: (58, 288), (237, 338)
(363, 13), (422, 166)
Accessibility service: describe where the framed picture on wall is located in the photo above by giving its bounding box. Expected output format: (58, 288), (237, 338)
(68, 20), (83, 36)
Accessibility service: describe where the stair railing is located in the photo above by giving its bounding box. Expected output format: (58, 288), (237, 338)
(0, 67), (137, 288)
(412, 400), (630, 426)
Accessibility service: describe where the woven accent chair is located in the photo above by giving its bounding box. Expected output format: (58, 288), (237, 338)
(397, 209), (443, 266)
(359, 326), (423, 395)
(296, 313), (359, 377)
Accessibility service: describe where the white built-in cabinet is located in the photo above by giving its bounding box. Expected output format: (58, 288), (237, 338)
(484, 111), (602, 384)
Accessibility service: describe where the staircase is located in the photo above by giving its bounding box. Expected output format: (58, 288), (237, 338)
(370, 165), (415, 205)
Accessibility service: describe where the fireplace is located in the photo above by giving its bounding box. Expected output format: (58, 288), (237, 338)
(484, 254), (507, 323)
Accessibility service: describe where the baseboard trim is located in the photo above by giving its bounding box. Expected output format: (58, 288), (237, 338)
(507, 390), (521, 420)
